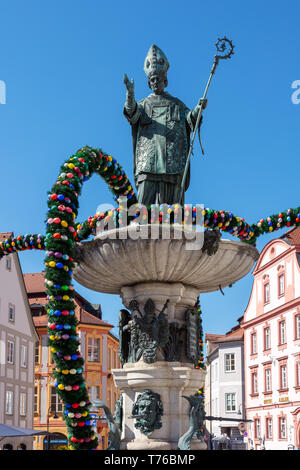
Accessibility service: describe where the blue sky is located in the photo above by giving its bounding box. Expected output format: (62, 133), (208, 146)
(0, 0), (299, 339)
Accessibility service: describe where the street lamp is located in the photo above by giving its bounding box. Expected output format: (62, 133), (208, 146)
(46, 407), (59, 450)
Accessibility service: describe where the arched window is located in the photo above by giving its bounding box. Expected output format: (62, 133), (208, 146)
(3, 443), (13, 450)
(17, 443), (27, 450)
(43, 432), (68, 450)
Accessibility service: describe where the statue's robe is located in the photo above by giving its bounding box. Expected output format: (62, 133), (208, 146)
(124, 92), (196, 206)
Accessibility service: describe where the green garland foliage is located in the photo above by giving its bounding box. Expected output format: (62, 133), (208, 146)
(1, 205), (299, 259)
(0, 145), (299, 451)
(0, 234), (45, 256)
(195, 298), (205, 370)
(43, 146), (136, 450)
(75, 205), (300, 246)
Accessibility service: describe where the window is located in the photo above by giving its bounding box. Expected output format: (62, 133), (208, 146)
(34, 386), (38, 413)
(252, 372), (258, 394)
(225, 393), (236, 412)
(225, 353), (235, 372)
(7, 340), (14, 364)
(34, 342), (40, 364)
(266, 418), (273, 439)
(5, 391), (13, 414)
(6, 257), (11, 271)
(296, 315), (300, 340)
(278, 274), (285, 296)
(264, 327), (271, 350)
(50, 386), (63, 413)
(264, 283), (270, 303)
(265, 369), (271, 392)
(108, 389), (112, 410)
(279, 321), (286, 345)
(88, 337), (100, 362)
(88, 386), (100, 402)
(8, 304), (15, 322)
(31, 307), (44, 317)
(21, 345), (27, 368)
(113, 350), (117, 369)
(108, 347), (112, 370)
(279, 417), (286, 439)
(20, 393), (26, 416)
(254, 418), (261, 438)
(251, 333), (257, 354)
(280, 364), (287, 390)
(297, 362), (300, 387)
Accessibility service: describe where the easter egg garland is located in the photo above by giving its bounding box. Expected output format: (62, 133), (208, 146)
(0, 233), (45, 257)
(195, 298), (205, 370)
(0, 145), (299, 451)
(75, 205), (300, 246)
(1, 206), (299, 260)
(44, 146), (137, 450)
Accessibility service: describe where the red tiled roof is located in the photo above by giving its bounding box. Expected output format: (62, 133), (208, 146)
(79, 310), (113, 328)
(205, 333), (225, 342)
(24, 272), (46, 293)
(28, 297), (48, 306)
(33, 315), (48, 327)
(0, 232), (13, 242)
(25, 272), (113, 329)
(33, 312), (113, 328)
(281, 226), (300, 246)
(217, 329), (244, 342)
(206, 328), (243, 343)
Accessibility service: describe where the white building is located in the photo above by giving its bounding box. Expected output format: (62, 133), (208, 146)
(0, 233), (38, 450)
(242, 226), (300, 450)
(205, 324), (247, 450)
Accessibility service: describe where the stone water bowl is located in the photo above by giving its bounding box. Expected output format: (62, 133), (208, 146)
(73, 224), (259, 294)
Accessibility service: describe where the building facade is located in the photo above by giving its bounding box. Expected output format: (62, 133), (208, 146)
(23, 272), (120, 450)
(242, 226), (300, 450)
(205, 325), (247, 450)
(0, 233), (38, 450)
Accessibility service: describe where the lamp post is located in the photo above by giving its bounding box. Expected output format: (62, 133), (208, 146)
(89, 402), (108, 449)
(46, 407), (59, 450)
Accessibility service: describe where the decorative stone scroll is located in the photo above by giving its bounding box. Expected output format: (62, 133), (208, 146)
(178, 394), (205, 450)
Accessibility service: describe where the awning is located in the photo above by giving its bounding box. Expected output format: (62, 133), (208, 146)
(211, 435), (230, 443)
(0, 424), (47, 441)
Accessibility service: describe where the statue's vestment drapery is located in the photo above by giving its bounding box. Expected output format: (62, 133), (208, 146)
(124, 92), (196, 205)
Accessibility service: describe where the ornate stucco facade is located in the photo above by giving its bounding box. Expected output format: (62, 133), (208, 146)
(242, 226), (300, 450)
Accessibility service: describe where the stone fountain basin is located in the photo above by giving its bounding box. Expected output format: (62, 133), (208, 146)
(73, 224), (259, 294)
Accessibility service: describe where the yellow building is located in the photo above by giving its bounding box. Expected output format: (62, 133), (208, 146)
(24, 272), (120, 450)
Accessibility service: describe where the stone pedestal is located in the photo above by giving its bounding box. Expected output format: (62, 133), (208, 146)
(113, 362), (206, 450)
(114, 281), (206, 449)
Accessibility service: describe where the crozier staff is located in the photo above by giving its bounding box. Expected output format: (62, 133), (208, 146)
(124, 44), (207, 206)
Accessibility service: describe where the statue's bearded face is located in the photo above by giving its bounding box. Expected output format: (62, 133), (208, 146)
(132, 390), (163, 435)
(136, 399), (156, 427)
(149, 74), (166, 95)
